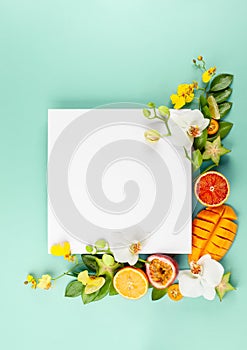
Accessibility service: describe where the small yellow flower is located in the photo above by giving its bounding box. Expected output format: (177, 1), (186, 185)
(51, 241), (75, 262)
(144, 129), (161, 143)
(197, 55), (203, 61)
(202, 66), (216, 83)
(37, 274), (52, 290)
(27, 274), (34, 282)
(24, 274), (37, 289)
(170, 83), (195, 109)
(78, 270), (105, 295)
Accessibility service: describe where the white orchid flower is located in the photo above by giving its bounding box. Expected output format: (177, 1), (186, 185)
(110, 226), (146, 265)
(170, 109), (209, 145)
(178, 254), (224, 300)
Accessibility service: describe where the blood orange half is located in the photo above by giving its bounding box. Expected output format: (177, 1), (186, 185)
(194, 171), (230, 207)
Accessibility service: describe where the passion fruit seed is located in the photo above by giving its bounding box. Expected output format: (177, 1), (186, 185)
(149, 259), (173, 285)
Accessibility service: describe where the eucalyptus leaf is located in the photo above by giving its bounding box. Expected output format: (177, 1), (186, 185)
(208, 121), (233, 142)
(151, 288), (168, 301)
(65, 280), (83, 298)
(94, 275), (112, 301)
(192, 149), (203, 171)
(193, 129), (208, 150)
(212, 88), (232, 103)
(219, 102), (232, 118)
(210, 74), (233, 92)
(81, 255), (99, 273)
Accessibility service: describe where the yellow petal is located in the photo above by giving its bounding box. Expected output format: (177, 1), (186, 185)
(185, 93), (194, 103)
(50, 242), (71, 256)
(202, 71), (211, 83)
(27, 274), (34, 282)
(37, 275), (52, 290)
(174, 96), (185, 109)
(170, 94), (179, 104)
(177, 84), (188, 96)
(78, 270), (90, 285)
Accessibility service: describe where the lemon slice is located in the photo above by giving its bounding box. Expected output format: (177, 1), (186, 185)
(207, 95), (220, 120)
(84, 277), (105, 295)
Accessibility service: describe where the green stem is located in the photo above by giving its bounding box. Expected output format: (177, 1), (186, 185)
(164, 120), (171, 136)
(138, 258), (150, 264)
(52, 265), (77, 281)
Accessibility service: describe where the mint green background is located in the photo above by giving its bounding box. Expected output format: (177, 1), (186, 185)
(1, 1), (247, 349)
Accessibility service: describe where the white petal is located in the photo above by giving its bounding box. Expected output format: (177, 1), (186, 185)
(198, 254), (211, 265)
(202, 258), (224, 287)
(170, 112), (189, 129)
(112, 247), (132, 263)
(200, 118), (210, 130)
(201, 279), (216, 300)
(178, 271), (203, 298)
(112, 247), (139, 266)
(127, 254), (139, 266)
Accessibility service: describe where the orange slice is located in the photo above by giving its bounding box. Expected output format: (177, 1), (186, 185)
(113, 267), (148, 300)
(207, 119), (219, 135)
(194, 171), (230, 207)
(168, 284), (183, 301)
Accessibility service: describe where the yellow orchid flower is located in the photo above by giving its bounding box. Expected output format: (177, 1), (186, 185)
(202, 66), (216, 83)
(37, 274), (52, 290)
(50, 241), (75, 262)
(78, 270), (105, 295)
(24, 274), (37, 289)
(170, 83), (195, 109)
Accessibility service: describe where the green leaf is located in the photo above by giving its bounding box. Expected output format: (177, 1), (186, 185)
(193, 129), (208, 151)
(212, 88), (232, 103)
(81, 255), (99, 273)
(202, 105), (211, 119)
(65, 280), (83, 298)
(81, 289), (99, 304)
(143, 108), (151, 118)
(210, 74), (233, 92)
(109, 280), (118, 296)
(94, 275), (112, 301)
(69, 263), (87, 276)
(208, 121), (233, 142)
(151, 288), (168, 301)
(133, 261), (145, 269)
(199, 94), (208, 108)
(192, 149), (203, 171)
(219, 102), (232, 118)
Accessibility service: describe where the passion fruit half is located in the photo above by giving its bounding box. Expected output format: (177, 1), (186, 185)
(146, 254), (179, 289)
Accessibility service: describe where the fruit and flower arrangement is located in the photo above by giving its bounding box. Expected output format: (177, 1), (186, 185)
(25, 56), (237, 303)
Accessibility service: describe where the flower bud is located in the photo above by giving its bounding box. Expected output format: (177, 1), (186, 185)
(158, 105), (170, 118)
(144, 129), (161, 143)
(197, 55), (203, 61)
